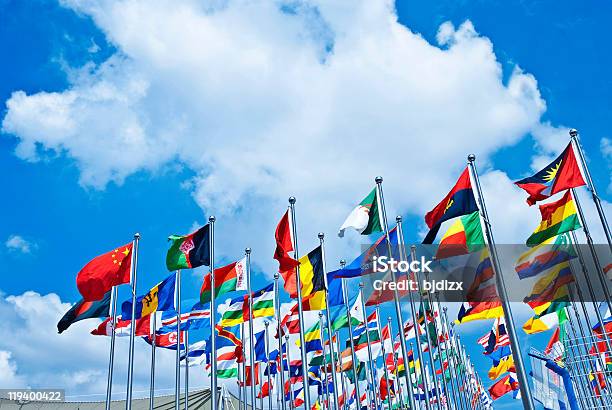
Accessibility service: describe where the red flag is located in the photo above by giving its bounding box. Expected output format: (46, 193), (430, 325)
(488, 374), (519, 400)
(91, 314), (150, 337)
(77, 243), (133, 301)
(241, 363), (260, 386)
(257, 380), (272, 398)
(274, 211), (300, 297)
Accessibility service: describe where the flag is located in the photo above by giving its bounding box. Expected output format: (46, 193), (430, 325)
(302, 291), (327, 311)
(257, 381), (273, 399)
(57, 290), (111, 333)
(299, 246), (326, 298)
(330, 292), (364, 331)
(200, 257), (247, 304)
(456, 251), (503, 323)
(181, 340), (207, 366)
(331, 227), (398, 279)
(477, 317), (510, 355)
(522, 263), (573, 310)
(435, 211), (484, 259)
(592, 302), (612, 337)
(423, 167), (479, 244)
(166, 224), (210, 270)
(515, 233), (576, 279)
(544, 326), (565, 361)
(121, 273), (176, 320)
(523, 301), (569, 334)
(76, 243), (133, 301)
(488, 354), (514, 380)
(456, 301), (503, 324)
(298, 322), (323, 352)
(338, 187), (383, 237)
(91, 314), (151, 337)
(311, 398), (322, 410)
(274, 210), (300, 279)
(515, 142), (585, 205)
(526, 190), (581, 246)
(279, 302), (300, 336)
(219, 284), (274, 327)
(488, 373), (519, 400)
(217, 344), (240, 378)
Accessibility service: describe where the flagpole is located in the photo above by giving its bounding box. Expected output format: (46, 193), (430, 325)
(105, 285), (118, 410)
(438, 306), (464, 410)
(569, 129), (612, 247)
(149, 311), (157, 410)
(245, 247), (257, 410)
(570, 188), (612, 309)
(274, 274), (288, 410)
(184, 329), (189, 410)
(373, 177), (421, 410)
(288, 196), (312, 410)
(386, 317), (410, 410)
(260, 364), (264, 410)
(265, 320), (274, 410)
(240, 323), (245, 410)
(175, 269), (182, 410)
(375, 306), (393, 410)
(449, 324), (469, 409)
(238, 322), (243, 410)
(395, 215), (430, 410)
(210, 216), (218, 410)
(466, 155), (535, 410)
(285, 334), (295, 410)
(358, 285), (379, 410)
(125, 232), (141, 410)
(335, 332), (349, 409)
(318, 233), (341, 410)
(318, 312), (331, 410)
(340, 263), (363, 410)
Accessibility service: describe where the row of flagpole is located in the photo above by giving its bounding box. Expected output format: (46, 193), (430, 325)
(97, 129), (610, 410)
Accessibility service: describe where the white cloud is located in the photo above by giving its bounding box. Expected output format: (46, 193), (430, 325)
(0, 350), (27, 388)
(1, 0), (555, 274)
(5, 235), (35, 254)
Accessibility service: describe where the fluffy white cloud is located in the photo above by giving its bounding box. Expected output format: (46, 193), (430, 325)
(1, 0), (554, 274)
(5, 235), (35, 254)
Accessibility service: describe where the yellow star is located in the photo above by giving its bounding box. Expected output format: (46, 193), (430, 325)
(122, 247), (130, 257)
(543, 160), (562, 182)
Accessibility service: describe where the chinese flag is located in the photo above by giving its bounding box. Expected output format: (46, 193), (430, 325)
(77, 243), (133, 301)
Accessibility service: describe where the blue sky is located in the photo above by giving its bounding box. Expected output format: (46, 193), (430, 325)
(0, 0), (610, 408)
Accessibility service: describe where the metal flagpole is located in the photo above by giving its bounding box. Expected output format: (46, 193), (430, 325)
(274, 274), (288, 410)
(245, 248), (257, 410)
(105, 285), (118, 410)
(569, 129), (612, 248)
(285, 335), (295, 410)
(288, 197), (312, 410)
(318, 233), (341, 410)
(335, 332), (349, 409)
(358, 285), (379, 410)
(467, 155), (535, 409)
(449, 325), (469, 410)
(149, 311), (157, 410)
(570, 188), (612, 309)
(410, 248), (442, 410)
(238, 323), (243, 410)
(210, 216), (218, 410)
(387, 317), (409, 410)
(175, 269), (182, 410)
(184, 329), (189, 410)
(259, 365), (264, 410)
(374, 177), (421, 410)
(340, 264), (363, 410)
(265, 320), (273, 410)
(395, 215), (430, 410)
(375, 306), (393, 410)
(318, 312), (331, 410)
(439, 306), (464, 410)
(126, 233), (141, 410)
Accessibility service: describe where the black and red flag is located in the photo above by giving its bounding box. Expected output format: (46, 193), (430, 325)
(57, 290), (111, 333)
(423, 167), (478, 244)
(515, 142), (585, 205)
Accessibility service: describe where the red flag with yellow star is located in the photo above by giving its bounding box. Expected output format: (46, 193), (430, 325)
(77, 243), (133, 301)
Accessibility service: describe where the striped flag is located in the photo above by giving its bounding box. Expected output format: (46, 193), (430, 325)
(219, 284), (274, 327)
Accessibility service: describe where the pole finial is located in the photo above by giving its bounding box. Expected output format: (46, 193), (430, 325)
(340, 259), (346, 267)
(467, 154), (476, 163)
(209, 215), (216, 223)
(264, 320), (269, 326)
(245, 247), (251, 254)
(318, 312), (323, 318)
(569, 128), (578, 138)
(388, 317), (392, 322)
(318, 232), (324, 240)
(134, 232), (141, 239)
(274, 272), (279, 280)
(284, 335), (289, 341)
(359, 282), (364, 289)
(375, 176), (383, 184)
(396, 215), (402, 223)
(410, 244), (416, 250)
(288, 196), (296, 204)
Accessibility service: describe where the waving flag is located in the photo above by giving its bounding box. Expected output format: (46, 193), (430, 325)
(159, 301), (210, 333)
(121, 273), (176, 320)
(297, 322), (323, 352)
(338, 187), (383, 237)
(523, 300), (569, 334)
(477, 317), (510, 355)
(144, 329), (185, 350)
(57, 290), (111, 333)
(330, 292), (364, 331)
(76, 242), (133, 301)
(423, 167), (478, 244)
(526, 190), (581, 246)
(488, 372), (520, 400)
(544, 326), (565, 361)
(515, 233), (575, 279)
(166, 224), (210, 270)
(180, 340), (207, 366)
(515, 142), (585, 205)
(91, 314), (152, 337)
(200, 257), (247, 304)
(274, 211), (300, 295)
(435, 211), (484, 259)
(219, 284), (274, 327)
